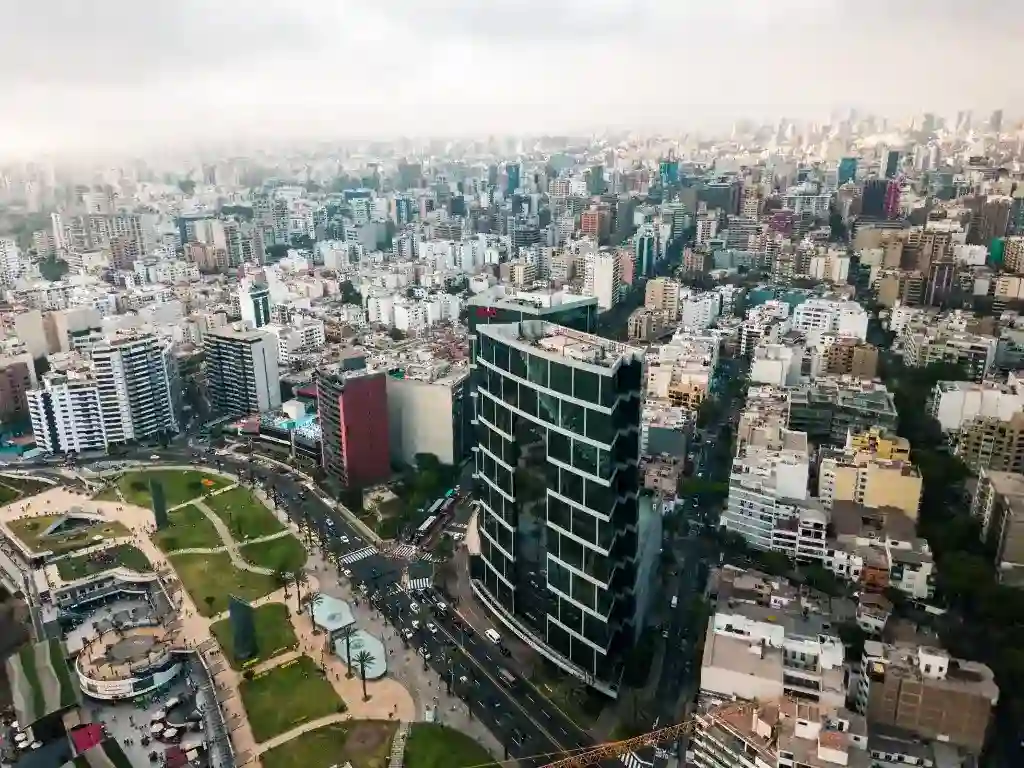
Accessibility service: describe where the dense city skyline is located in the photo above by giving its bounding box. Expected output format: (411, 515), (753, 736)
(2, 0), (1023, 156)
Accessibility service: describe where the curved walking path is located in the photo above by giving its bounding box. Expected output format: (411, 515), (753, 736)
(0, 473), (416, 767)
(166, 527), (292, 561)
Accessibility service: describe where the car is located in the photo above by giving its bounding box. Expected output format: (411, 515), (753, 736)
(419, 648), (431, 661)
(325, 518), (335, 529)
(340, 535), (350, 544)
(409, 601), (419, 612)
(402, 628), (414, 640)
(458, 675), (469, 685)
(662, 629), (670, 639)
(499, 646), (511, 657)
(342, 568), (353, 578)
(426, 622), (438, 634)
(149, 454), (160, 460)
(410, 620), (421, 631)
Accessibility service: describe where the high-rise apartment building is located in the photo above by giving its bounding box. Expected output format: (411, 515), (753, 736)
(644, 278), (681, 319)
(204, 327), (281, 417)
(957, 411), (1024, 474)
(238, 282), (272, 330)
(317, 364), (390, 491)
(27, 372), (106, 454)
(583, 249), (621, 311)
(469, 321), (654, 694)
(971, 469), (1024, 582)
(90, 333), (179, 444)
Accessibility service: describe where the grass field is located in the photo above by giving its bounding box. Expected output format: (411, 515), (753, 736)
(0, 476), (51, 505)
(92, 485), (121, 502)
(205, 486), (284, 540)
(210, 602), (297, 669)
(117, 470), (231, 508)
(404, 724), (498, 768)
(56, 545), (151, 581)
(240, 535), (307, 573)
(169, 552), (281, 616)
(7, 515), (129, 556)
(240, 656), (345, 743)
(152, 503), (222, 552)
(260, 720), (398, 768)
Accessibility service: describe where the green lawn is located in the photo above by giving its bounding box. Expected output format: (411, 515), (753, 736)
(56, 544), (151, 581)
(404, 724), (498, 768)
(240, 536), (307, 573)
(170, 552), (282, 616)
(7, 515), (129, 556)
(117, 470), (230, 508)
(205, 486), (284, 540)
(92, 485), (121, 502)
(210, 602), (297, 669)
(0, 476), (52, 505)
(260, 721), (397, 768)
(240, 656), (345, 743)
(152, 504), (222, 552)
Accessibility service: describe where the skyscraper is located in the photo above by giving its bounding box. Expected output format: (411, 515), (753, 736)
(882, 150), (902, 179)
(505, 163), (521, 197)
(239, 282), (272, 329)
(204, 327), (281, 417)
(990, 109), (1004, 134)
(317, 364), (390, 491)
(469, 320), (655, 694)
(838, 157), (858, 185)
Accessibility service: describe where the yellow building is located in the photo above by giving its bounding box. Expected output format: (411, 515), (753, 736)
(819, 448), (922, 520)
(845, 427), (912, 462)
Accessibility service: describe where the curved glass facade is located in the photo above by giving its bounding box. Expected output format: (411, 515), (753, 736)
(472, 321), (644, 686)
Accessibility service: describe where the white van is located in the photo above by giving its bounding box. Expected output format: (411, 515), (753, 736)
(484, 628), (502, 645)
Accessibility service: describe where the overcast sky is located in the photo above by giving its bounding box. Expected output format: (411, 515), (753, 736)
(1, 0), (1020, 156)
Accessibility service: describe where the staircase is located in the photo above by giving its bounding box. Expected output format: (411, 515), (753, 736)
(388, 721), (410, 768)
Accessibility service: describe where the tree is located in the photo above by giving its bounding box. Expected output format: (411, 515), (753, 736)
(39, 256), (69, 282)
(204, 595), (215, 615)
(178, 179), (196, 195)
(293, 569), (307, 614)
(339, 280), (363, 306)
(337, 625), (357, 678)
(273, 569), (289, 599)
(388, 327), (407, 342)
(354, 649), (376, 701)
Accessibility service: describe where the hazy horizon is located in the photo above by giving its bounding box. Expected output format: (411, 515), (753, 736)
(1, 0), (1021, 157)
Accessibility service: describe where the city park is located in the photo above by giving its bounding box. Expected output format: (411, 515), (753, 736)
(35, 463), (497, 768)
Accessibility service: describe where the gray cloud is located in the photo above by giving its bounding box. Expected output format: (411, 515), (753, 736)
(0, 0), (1022, 156)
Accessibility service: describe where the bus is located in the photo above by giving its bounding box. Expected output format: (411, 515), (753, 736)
(412, 515), (440, 544)
(426, 499), (445, 517)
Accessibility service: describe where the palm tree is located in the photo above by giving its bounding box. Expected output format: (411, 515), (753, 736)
(273, 569), (289, 599)
(308, 591), (325, 622)
(293, 568), (307, 613)
(354, 649), (375, 701)
(337, 625), (357, 678)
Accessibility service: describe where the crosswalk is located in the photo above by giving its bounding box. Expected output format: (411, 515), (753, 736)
(337, 546), (376, 564)
(620, 751), (653, 768)
(406, 577), (431, 591)
(420, 552), (448, 564)
(387, 544), (419, 560)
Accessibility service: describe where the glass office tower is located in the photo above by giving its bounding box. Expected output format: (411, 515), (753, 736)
(471, 319), (649, 692)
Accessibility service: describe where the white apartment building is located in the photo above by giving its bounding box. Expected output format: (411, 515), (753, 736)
(204, 327), (281, 417)
(792, 299), (868, 341)
(750, 342), (802, 387)
(808, 252), (851, 284)
(90, 333), (179, 444)
(366, 294), (395, 326)
(0, 237), (25, 285)
(148, 260), (200, 285)
(739, 300), (791, 356)
(679, 290), (721, 331)
(929, 377), (1024, 432)
(27, 372), (106, 454)
(265, 318), (327, 366)
(699, 600), (846, 709)
(723, 436), (811, 550)
(583, 249), (621, 311)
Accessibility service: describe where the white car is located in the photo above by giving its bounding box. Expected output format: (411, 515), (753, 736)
(426, 622), (438, 634)
(149, 454), (160, 460)
(342, 568), (353, 578)
(409, 601), (419, 612)
(419, 648), (432, 661)
(340, 535), (350, 544)
(402, 628), (414, 640)
(410, 620), (421, 631)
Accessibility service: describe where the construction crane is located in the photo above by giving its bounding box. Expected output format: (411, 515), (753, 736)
(540, 700), (755, 768)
